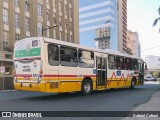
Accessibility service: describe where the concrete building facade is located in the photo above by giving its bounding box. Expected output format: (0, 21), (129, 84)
(127, 30), (141, 57)
(117, 0), (127, 53)
(0, 0), (79, 78)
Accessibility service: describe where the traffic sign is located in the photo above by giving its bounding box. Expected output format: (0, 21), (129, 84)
(0, 67), (5, 73)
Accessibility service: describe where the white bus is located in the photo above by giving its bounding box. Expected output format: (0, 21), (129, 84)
(14, 37), (146, 95)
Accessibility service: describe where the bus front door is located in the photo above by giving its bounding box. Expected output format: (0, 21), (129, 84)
(96, 57), (107, 88)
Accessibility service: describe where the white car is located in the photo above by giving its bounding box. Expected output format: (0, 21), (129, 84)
(145, 75), (156, 82)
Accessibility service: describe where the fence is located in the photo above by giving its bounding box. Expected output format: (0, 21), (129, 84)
(0, 77), (15, 90)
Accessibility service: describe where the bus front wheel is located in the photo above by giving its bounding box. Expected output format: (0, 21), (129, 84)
(81, 79), (92, 95)
(129, 80), (135, 89)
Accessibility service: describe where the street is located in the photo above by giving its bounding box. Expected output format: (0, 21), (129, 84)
(0, 83), (159, 112)
(0, 83), (160, 120)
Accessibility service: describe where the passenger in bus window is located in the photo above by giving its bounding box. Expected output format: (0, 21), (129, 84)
(78, 50), (83, 63)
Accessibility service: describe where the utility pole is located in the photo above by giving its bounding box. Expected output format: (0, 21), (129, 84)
(41, 25), (58, 37)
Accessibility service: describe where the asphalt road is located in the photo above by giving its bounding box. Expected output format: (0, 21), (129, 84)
(0, 83), (160, 120)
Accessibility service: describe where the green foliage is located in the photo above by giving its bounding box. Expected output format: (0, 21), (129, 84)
(150, 71), (159, 77)
(153, 7), (160, 31)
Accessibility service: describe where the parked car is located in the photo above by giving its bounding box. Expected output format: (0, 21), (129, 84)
(145, 75), (157, 82)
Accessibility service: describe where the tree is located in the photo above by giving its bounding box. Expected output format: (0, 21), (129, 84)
(153, 7), (160, 31)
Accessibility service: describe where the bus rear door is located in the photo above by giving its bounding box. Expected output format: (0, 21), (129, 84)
(96, 57), (107, 89)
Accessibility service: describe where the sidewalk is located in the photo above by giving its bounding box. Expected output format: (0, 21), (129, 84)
(123, 87), (160, 120)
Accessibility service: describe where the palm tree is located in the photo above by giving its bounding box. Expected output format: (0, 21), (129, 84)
(153, 7), (160, 29)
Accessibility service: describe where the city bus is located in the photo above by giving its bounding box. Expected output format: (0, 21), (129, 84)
(14, 37), (147, 95)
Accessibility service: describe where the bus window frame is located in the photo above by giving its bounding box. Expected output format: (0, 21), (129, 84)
(116, 56), (125, 70)
(60, 45), (78, 67)
(78, 49), (95, 68)
(48, 43), (60, 66)
(125, 57), (133, 70)
(108, 54), (116, 69)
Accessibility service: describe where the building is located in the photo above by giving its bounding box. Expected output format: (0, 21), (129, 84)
(79, 0), (117, 50)
(0, 0), (79, 78)
(127, 30), (141, 57)
(145, 55), (160, 70)
(117, 0), (127, 53)
(95, 27), (110, 49)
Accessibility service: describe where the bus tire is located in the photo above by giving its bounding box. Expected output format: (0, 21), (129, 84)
(81, 79), (92, 95)
(129, 79), (135, 89)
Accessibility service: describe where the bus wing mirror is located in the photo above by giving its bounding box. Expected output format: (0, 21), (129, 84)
(145, 64), (147, 70)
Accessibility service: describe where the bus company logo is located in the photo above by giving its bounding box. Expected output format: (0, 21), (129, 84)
(26, 43), (30, 55)
(2, 112), (11, 117)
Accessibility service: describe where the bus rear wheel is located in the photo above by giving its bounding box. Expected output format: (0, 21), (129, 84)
(81, 79), (92, 95)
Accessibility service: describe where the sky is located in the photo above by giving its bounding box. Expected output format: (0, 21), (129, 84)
(127, 0), (160, 60)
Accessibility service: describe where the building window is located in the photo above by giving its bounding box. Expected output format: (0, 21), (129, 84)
(70, 35), (72, 42)
(65, 33), (67, 41)
(47, 10), (50, 21)
(15, 14), (20, 28)
(37, 3), (42, 16)
(64, 5), (67, 15)
(46, 0), (49, 4)
(3, 31), (9, 46)
(3, 9), (8, 23)
(53, 13), (56, 24)
(46, 26), (50, 37)
(70, 22), (72, 30)
(59, 1), (62, 12)
(59, 31), (62, 40)
(14, 0), (19, 7)
(53, 0), (56, 8)
(5, 54), (12, 59)
(53, 29), (56, 39)
(25, 0), (30, 12)
(3, 0), (8, 2)
(25, 17), (30, 31)
(59, 16), (62, 26)
(15, 34), (20, 41)
(65, 19), (67, 28)
(5, 67), (12, 75)
(37, 22), (42, 36)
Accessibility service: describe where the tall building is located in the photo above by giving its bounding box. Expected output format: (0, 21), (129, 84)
(117, 0), (127, 53)
(95, 27), (110, 49)
(79, 0), (117, 50)
(145, 55), (160, 69)
(0, 0), (79, 77)
(127, 30), (141, 57)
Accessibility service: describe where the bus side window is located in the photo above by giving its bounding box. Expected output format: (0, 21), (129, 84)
(108, 55), (116, 69)
(133, 59), (138, 70)
(60, 46), (78, 67)
(48, 44), (59, 66)
(78, 50), (94, 68)
(116, 56), (125, 70)
(125, 58), (133, 70)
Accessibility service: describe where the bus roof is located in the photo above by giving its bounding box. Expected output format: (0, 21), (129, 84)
(17, 37), (143, 61)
